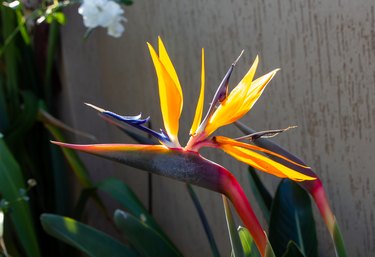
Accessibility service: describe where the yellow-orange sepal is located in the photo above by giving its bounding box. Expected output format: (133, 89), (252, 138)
(214, 136), (316, 181)
(204, 57), (278, 136)
(190, 48), (205, 135)
(147, 37), (183, 146)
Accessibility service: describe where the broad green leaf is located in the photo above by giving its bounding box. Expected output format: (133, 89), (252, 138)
(238, 226), (261, 257)
(74, 178), (180, 253)
(114, 209), (183, 257)
(247, 166), (272, 222)
(0, 137), (41, 257)
(269, 180), (318, 257)
(187, 184), (221, 257)
(223, 196), (244, 257)
(41, 214), (137, 257)
(282, 241), (305, 257)
(98, 178), (160, 229)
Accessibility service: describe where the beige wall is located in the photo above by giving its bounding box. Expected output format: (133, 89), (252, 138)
(60, 1), (375, 256)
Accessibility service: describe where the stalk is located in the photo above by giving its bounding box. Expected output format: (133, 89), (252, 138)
(220, 170), (268, 257)
(309, 182), (347, 257)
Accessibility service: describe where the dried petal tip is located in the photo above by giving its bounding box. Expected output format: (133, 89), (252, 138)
(84, 103), (105, 113)
(233, 50), (245, 66)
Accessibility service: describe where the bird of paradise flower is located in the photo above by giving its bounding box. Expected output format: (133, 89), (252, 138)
(53, 37), (316, 256)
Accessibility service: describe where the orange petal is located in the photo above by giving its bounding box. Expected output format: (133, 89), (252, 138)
(204, 56), (262, 136)
(158, 37), (183, 98)
(215, 136), (310, 169)
(215, 138), (316, 181)
(204, 57), (280, 136)
(190, 48), (205, 135)
(220, 144), (287, 178)
(147, 41), (182, 146)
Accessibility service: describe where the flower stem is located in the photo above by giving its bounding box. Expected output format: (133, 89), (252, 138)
(221, 172), (268, 257)
(310, 184), (347, 257)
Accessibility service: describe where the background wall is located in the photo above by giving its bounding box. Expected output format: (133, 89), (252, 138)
(59, 1), (375, 256)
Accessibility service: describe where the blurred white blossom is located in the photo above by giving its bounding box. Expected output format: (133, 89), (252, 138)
(78, 0), (126, 38)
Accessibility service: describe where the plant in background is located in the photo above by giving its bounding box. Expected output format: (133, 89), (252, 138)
(53, 37), (319, 257)
(0, 0), (135, 256)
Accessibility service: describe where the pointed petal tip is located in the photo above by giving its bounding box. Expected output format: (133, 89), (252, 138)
(50, 140), (74, 148)
(233, 50), (245, 66)
(84, 103), (105, 113)
(146, 42), (155, 53)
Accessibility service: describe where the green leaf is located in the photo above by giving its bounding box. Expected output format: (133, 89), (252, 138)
(238, 226), (261, 257)
(265, 241), (276, 257)
(15, 8), (30, 44)
(74, 178), (177, 251)
(247, 166), (272, 222)
(269, 180), (318, 257)
(282, 241), (305, 257)
(47, 12), (66, 25)
(0, 137), (41, 257)
(114, 210), (183, 257)
(98, 178), (160, 230)
(223, 196), (244, 257)
(41, 214), (137, 257)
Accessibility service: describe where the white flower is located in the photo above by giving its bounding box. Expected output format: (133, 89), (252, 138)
(78, 0), (126, 38)
(107, 16), (126, 38)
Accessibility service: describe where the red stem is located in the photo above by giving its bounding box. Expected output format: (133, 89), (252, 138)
(309, 181), (335, 234)
(222, 171), (268, 257)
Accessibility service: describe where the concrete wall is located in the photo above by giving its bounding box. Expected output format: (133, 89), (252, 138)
(59, 1), (375, 256)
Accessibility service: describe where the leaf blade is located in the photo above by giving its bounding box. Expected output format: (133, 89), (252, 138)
(41, 214), (137, 257)
(223, 196), (245, 257)
(268, 180), (318, 257)
(0, 137), (41, 257)
(114, 210), (183, 257)
(247, 166), (272, 222)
